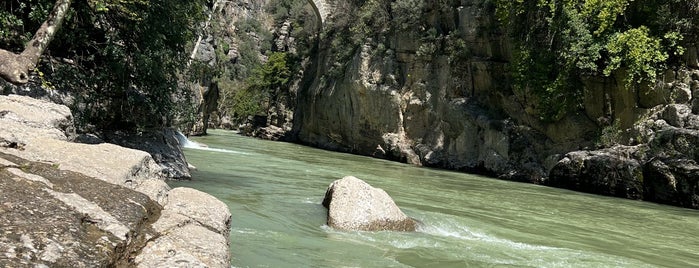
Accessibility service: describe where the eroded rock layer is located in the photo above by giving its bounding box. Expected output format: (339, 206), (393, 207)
(0, 95), (231, 267)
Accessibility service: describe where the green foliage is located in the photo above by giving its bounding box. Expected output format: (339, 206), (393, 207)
(226, 52), (291, 118)
(0, 0), (206, 130)
(510, 47), (582, 121)
(231, 86), (266, 118)
(391, 0), (425, 31)
(0, 0), (54, 49)
(581, 0), (633, 35)
(248, 52), (291, 91)
(214, 0), (317, 125)
(350, 0), (390, 41)
(494, 0), (696, 121)
(604, 26), (670, 85)
(597, 120), (624, 147)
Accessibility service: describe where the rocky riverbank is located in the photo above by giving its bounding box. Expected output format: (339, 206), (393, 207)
(0, 95), (231, 267)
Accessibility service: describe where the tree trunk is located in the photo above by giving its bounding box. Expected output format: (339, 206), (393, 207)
(0, 0), (73, 84)
(188, 0), (222, 67)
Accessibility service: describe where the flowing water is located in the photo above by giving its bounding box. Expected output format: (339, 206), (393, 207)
(170, 130), (699, 268)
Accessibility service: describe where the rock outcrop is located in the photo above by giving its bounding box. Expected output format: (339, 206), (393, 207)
(322, 176), (416, 231)
(548, 105), (699, 208)
(0, 153), (160, 267)
(103, 128), (192, 180)
(287, 1), (699, 209)
(0, 94), (231, 267)
(4, 83), (193, 181)
(547, 146), (646, 199)
(134, 188), (231, 267)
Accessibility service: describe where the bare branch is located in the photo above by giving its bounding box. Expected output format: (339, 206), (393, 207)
(0, 0), (73, 84)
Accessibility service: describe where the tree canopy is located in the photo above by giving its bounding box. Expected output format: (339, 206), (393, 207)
(0, 0), (206, 130)
(494, 0), (698, 121)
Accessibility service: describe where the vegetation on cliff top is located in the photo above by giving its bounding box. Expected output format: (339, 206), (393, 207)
(494, 0), (698, 121)
(216, 0), (316, 123)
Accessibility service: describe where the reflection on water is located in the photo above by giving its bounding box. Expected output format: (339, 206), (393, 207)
(170, 130), (699, 268)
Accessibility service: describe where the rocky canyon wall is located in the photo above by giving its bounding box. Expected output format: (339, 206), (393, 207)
(292, 1), (699, 207)
(296, 1), (577, 182)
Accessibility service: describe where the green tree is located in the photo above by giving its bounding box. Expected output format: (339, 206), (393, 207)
(248, 52), (291, 91)
(230, 52), (291, 118)
(0, 0), (73, 84)
(1, 0), (206, 129)
(494, 0), (695, 121)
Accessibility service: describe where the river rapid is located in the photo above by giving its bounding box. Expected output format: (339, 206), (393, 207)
(170, 130), (699, 268)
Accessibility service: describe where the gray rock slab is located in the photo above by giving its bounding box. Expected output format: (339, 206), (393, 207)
(135, 224), (230, 268)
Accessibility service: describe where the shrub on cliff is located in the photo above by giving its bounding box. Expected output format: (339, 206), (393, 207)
(494, 0), (697, 121)
(229, 52), (291, 118)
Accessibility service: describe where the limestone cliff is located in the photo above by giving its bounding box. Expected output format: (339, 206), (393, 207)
(208, 0), (699, 208)
(296, 1), (580, 181)
(290, 0), (699, 208)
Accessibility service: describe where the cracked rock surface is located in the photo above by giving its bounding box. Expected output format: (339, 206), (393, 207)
(0, 95), (231, 267)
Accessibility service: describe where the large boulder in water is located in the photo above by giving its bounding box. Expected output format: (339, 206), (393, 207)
(322, 176), (416, 231)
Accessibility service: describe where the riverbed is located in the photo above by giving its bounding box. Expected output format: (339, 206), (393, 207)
(170, 130), (699, 267)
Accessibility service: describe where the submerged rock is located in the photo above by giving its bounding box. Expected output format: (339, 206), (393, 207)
(322, 176), (416, 231)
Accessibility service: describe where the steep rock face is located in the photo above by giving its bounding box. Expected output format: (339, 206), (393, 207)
(0, 95), (231, 266)
(291, 0), (699, 208)
(205, 0), (274, 133)
(322, 176), (416, 231)
(296, 1), (587, 182)
(188, 79), (221, 136)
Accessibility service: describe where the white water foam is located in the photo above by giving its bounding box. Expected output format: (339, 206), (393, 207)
(301, 197), (319, 204)
(175, 131), (201, 148)
(413, 218), (646, 267)
(175, 131), (250, 155)
(417, 218), (559, 251)
(191, 147), (251, 155)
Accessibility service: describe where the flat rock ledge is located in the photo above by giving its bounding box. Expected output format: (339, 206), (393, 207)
(322, 176), (417, 232)
(0, 94), (231, 267)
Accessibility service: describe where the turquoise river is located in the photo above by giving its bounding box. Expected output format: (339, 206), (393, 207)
(170, 130), (699, 268)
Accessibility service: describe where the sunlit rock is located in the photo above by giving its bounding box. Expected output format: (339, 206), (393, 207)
(0, 95), (231, 266)
(136, 188), (232, 268)
(322, 176), (416, 231)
